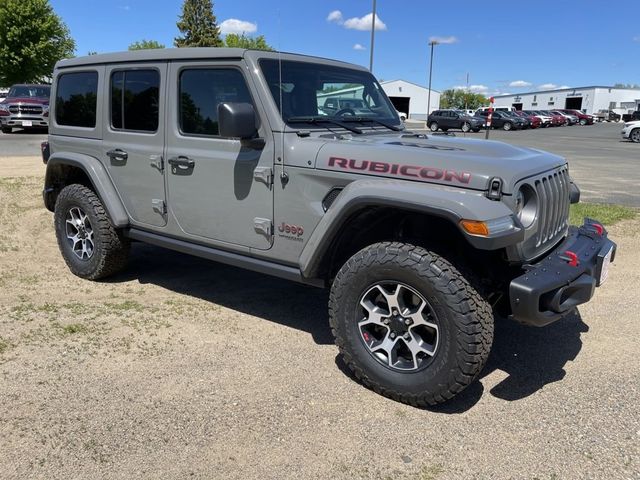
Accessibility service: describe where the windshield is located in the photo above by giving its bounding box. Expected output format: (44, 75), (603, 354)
(259, 59), (399, 126)
(7, 85), (50, 98)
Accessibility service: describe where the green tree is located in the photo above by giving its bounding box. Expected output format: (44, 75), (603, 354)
(128, 39), (165, 50)
(224, 33), (273, 51)
(174, 0), (222, 47)
(0, 0), (75, 85)
(440, 89), (488, 110)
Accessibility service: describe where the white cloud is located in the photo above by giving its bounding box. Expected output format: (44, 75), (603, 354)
(118, 5), (131, 11)
(327, 10), (343, 23)
(559, 85), (571, 89)
(509, 80), (532, 88)
(428, 36), (458, 45)
(452, 84), (489, 94)
(633, 35), (640, 42)
(344, 13), (387, 31)
(538, 83), (558, 90)
(353, 43), (366, 51)
(220, 19), (258, 35)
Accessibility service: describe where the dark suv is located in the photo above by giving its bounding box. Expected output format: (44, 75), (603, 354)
(475, 110), (524, 131)
(427, 109), (483, 133)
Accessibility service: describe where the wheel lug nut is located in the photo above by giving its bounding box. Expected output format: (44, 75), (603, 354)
(403, 333), (411, 340)
(392, 308), (398, 315)
(404, 318), (412, 325)
(389, 332), (396, 339)
(383, 318), (389, 325)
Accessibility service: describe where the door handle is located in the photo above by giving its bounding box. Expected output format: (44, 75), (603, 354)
(167, 156), (195, 169)
(106, 149), (128, 162)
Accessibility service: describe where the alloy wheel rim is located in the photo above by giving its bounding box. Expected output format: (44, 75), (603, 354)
(632, 130), (640, 142)
(358, 282), (439, 372)
(65, 206), (95, 260)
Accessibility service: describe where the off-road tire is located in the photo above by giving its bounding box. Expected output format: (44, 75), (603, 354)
(329, 242), (494, 407)
(54, 184), (129, 280)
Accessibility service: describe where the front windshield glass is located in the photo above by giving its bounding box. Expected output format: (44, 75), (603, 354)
(8, 85), (50, 98)
(259, 59), (399, 125)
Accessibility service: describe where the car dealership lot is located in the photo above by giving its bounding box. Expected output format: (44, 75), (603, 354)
(1, 142), (639, 479)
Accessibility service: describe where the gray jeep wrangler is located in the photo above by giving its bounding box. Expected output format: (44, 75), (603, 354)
(42, 48), (616, 406)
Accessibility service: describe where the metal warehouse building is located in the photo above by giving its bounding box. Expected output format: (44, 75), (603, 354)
(316, 80), (440, 121)
(493, 86), (640, 116)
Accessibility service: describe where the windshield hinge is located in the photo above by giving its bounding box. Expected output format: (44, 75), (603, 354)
(253, 166), (273, 187)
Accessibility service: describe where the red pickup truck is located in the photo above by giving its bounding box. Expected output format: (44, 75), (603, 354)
(0, 84), (50, 133)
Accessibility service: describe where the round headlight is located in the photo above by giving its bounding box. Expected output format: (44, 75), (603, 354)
(515, 185), (537, 228)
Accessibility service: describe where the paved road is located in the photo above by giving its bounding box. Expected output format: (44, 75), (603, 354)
(2, 122), (637, 206)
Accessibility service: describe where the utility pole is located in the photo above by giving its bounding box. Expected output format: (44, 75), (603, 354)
(369, 0), (377, 72)
(427, 40), (438, 117)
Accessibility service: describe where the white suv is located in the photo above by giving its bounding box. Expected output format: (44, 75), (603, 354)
(622, 121), (640, 143)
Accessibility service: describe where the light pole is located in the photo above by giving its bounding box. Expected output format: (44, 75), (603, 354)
(426, 40), (438, 117)
(369, 0), (377, 72)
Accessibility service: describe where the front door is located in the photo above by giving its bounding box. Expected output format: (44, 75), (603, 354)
(165, 61), (274, 250)
(102, 64), (167, 227)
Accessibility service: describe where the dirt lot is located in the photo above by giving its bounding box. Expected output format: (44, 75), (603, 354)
(1, 157), (639, 480)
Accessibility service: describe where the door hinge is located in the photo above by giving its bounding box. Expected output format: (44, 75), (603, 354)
(152, 199), (166, 215)
(149, 155), (164, 172)
(253, 166), (273, 186)
(254, 217), (272, 236)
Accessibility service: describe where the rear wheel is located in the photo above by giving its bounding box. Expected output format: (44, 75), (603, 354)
(54, 184), (130, 280)
(429, 122), (439, 132)
(329, 242), (494, 407)
(631, 129), (640, 143)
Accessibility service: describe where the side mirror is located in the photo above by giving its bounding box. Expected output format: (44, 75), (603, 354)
(218, 102), (258, 140)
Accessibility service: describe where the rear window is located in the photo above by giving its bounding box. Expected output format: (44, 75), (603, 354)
(55, 72), (98, 128)
(111, 69), (160, 132)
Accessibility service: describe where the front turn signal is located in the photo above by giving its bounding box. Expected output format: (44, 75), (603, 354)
(460, 220), (490, 236)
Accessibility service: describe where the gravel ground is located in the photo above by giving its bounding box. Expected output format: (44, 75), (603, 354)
(0, 158), (638, 480)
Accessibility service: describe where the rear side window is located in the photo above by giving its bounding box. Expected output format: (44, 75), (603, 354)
(111, 70), (160, 132)
(55, 72), (98, 128)
(179, 68), (253, 137)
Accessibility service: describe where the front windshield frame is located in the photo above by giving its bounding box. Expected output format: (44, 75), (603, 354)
(7, 85), (51, 98)
(259, 58), (401, 128)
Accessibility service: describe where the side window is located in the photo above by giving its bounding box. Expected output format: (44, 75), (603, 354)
(179, 68), (253, 137)
(55, 71), (98, 128)
(111, 69), (160, 132)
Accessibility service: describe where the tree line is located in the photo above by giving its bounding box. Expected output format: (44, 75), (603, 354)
(0, 0), (273, 86)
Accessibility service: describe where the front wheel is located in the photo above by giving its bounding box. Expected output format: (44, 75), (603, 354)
(631, 129), (640, 143)
(579, 119), (587, 126)
(429, 122), (439, 132)
(1, 127), (11, 134)
(329, 242), (494, 407)
(54, 184), (130, 280)
(461, 122), (471, 133)
(503, 122), (513, 131)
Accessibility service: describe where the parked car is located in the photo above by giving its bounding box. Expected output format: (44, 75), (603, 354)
(540, 110), (566, 126)
(513, 110), (542, 128)
(0, 84), (50, 133)
(594, 110), (621, 122)
(503, 110), (532, 129)
(560, 109), (594, 125)
(552, 110), (578, 125)
(41, 47), (616, 407)
(427, 109), (483, 132)
(395, 110), (408, 122)
(475, 110), (524, 130)
(523, 110), (552, 127)
(621, 110), (640, 122)
(622, 120), (640, 143)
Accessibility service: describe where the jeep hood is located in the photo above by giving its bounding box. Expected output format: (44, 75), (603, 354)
(315, 132), (566, 194)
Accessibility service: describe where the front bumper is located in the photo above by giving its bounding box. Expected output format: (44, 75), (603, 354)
(0, 115), (48, 129)
(509, 219), (616, 326)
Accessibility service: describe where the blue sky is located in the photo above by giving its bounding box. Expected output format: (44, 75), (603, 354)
(50, 0), (640, 95)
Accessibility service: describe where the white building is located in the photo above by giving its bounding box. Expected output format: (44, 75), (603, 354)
(316, 80), (439, 121)
(380, 80), (440, 120)
(492, 86), (640, 116)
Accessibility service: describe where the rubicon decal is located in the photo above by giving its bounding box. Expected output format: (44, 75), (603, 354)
(327, 157), (471, 184)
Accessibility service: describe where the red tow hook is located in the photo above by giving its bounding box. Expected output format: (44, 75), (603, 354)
(560, 250), (579, 267)
(589, 223), (604, 235)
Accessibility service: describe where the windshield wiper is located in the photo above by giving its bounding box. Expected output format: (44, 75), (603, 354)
(286, 116), (363, 134)
(340, 116), (403, 132)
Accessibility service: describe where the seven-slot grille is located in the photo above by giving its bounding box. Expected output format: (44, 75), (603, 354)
(8, 104), (44, 115)
(533, 166), (570, 248)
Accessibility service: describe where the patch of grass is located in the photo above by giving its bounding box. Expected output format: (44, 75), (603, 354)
(418, 464), (444, 480)
(106, 300), (145, 312)
(570, 203), (637, 226)
(60, 323), (88, 335)
(0, 338), (10, 355)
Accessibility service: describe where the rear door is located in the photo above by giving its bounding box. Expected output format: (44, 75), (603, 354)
(102, 64), (167, 227)
(164, 61), (274, 250)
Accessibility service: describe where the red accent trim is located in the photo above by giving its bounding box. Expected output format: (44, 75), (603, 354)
(591, 223), (604, 235)
(565, 251), (579, 267)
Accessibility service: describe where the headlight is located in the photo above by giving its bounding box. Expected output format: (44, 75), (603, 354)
(0, 104), (8, 112)
(515, 185), (537, 228)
